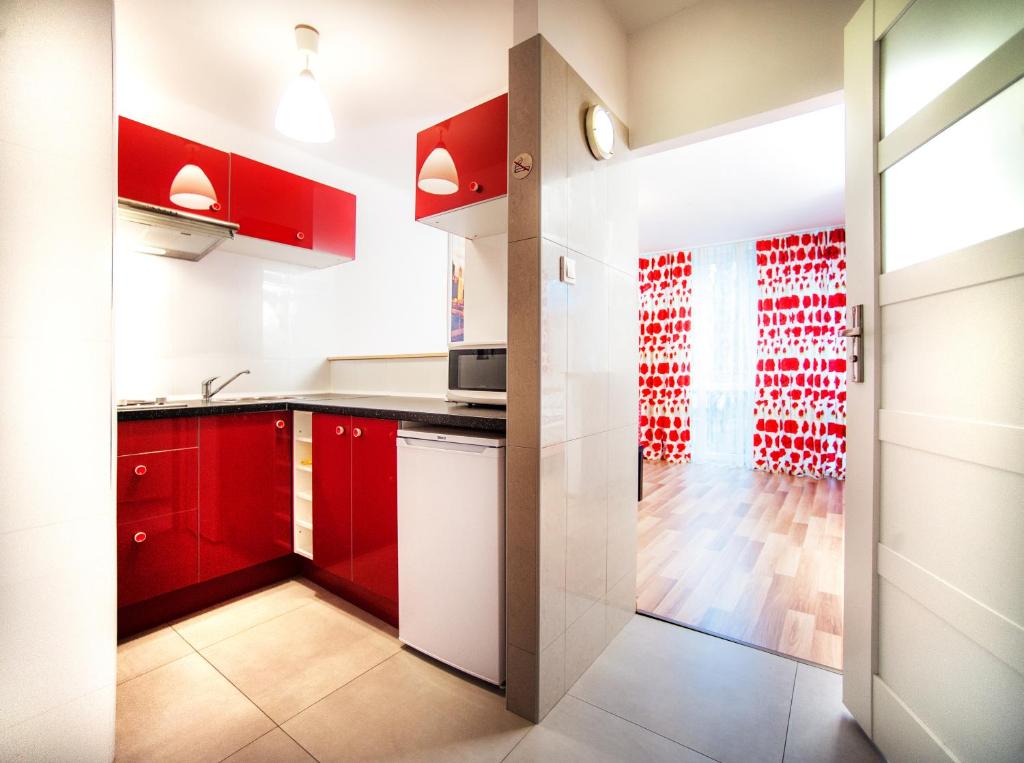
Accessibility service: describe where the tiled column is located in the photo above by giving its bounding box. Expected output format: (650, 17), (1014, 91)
(506, 35), (639, 722)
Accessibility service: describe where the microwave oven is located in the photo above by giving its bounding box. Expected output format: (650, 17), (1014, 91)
(446, 343), (507, 406)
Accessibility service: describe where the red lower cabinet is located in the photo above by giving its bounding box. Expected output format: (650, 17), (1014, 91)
(118, 510), (199, 607)
(117, 448), (198, 524)
(312, 413), (353, 581)
(199, 411), (293, 581)
(351, 417), (398, 604)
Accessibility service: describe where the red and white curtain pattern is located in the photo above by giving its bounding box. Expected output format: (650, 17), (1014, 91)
(638, 251), (693, 463)
(753, 228), (848, 479)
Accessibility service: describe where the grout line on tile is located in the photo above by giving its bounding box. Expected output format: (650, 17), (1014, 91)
(174, 592), (319, 652)
(780, 664), (799, 763)
(116, 649), (195, 687)
(195, 647), (282, 733)
(276, 723), (323, 763)
(568, 695), (724, 763)
(275, 648), (406, 726)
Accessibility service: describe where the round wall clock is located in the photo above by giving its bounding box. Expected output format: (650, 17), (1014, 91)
(585, 104), (615, 160)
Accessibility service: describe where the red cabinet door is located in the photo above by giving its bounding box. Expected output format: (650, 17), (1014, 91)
(118, 417), (198, 456)
(117, 448), (199, 524)
(118, 117), (230, 220)
(199, 411), (293, 581)
(230, 155), (313, 249)
(415, 93), (508, 220)
(118, 510), (199, 607)
(350, 417), (398, 603)
(312, 181), (357, 260)
(312, 413), (353, 580)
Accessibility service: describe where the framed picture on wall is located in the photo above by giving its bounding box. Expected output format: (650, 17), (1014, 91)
(448, 234), (466, 343)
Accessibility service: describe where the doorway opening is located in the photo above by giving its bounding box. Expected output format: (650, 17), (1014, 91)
(634, 104), (847, 671)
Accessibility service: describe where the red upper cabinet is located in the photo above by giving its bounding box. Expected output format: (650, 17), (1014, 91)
(312, 413), (353, 581)
(350, 417), (398, 605)
(198, 411), (293, 582)
(118, 117), (231, 221)
(229, 155), (313, 249)
(415, 93), (508, 238)
(229, 155), (357, 266)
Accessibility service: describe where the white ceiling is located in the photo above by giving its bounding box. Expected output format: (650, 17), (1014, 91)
(115, 0), (513, 186)
(637, 104), (846, 253)
(602, 0), (705, 34)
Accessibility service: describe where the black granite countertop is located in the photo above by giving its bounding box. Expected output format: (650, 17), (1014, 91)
(116, 393), (506, 432)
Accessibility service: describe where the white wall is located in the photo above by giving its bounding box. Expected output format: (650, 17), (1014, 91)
(0, 1), (116, 759)
(514, 0), (630, 124)
(628, 0), (861, 149)
(115, 93), (448, 399)
(462, 233), (509, 345)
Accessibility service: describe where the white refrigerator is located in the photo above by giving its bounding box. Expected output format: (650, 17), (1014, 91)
(397, 426), (506, 685)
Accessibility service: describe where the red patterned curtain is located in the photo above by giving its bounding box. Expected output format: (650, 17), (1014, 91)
(638, 251), (692, 463)
(752, 228), (848, 479)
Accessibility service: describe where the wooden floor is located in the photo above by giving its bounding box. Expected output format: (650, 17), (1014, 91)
(637, 460), (844, 670)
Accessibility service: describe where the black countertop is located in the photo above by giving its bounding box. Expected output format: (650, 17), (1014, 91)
(116, 394), (507, 432)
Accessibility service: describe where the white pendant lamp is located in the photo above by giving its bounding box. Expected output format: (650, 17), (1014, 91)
(417, 139), (459, 195)
(275, 24), (335, 143)
(169, 163), (218, 210)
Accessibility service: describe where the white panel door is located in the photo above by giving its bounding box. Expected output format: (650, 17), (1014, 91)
(844, 2), (1024, 761)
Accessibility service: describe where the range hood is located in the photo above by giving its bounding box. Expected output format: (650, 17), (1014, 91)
(117, 198), (239, 261)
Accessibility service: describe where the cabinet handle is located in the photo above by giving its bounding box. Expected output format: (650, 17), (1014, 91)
(336, 425), (345, 435)
(275, 419), (286, 429)
(134, 464), (147, 476)
(210, 202), (222, 211)
(133, 531), (147, 543)
(469, 181), (481, 193)
(296, 231), (306, 241)
(352, 427), (363, 438)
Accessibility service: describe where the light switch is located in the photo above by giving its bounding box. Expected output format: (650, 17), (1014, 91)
(560, 255), (576, 285)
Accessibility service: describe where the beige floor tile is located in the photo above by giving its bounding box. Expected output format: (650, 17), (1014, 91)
(783, 664), (881, 763)
(117, 627), (194, 684)
(570, 615), (796, 763)
(282, 650), (531, 762)
(116, 653), (273, 763)
(200, 596), (401, 723)
(224, 729), (314, 762)
(507, 695), (712, 762)
(172, 578), (321, 650)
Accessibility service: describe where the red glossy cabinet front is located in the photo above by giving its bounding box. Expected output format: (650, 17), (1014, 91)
(415, 93), (508, 221)
(350, 417), (398, 604)
(117, 448), (199, 524)
(199, 411), (293, 581)
(118, 416), (198, 456)
(230, 154), (314, 249)
(312, 181), (357, 261)
(118, 117), (231, 221)
(312, 413), (353, 581)
(118, 510), (199, 607)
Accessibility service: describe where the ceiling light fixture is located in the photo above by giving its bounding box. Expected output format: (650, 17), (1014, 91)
(275, 24), (335, 144)
(417, 131), (459, 195)
(169, 162), (218, 210)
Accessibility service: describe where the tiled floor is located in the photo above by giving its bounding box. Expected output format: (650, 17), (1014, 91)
(116, 578), (880, 762)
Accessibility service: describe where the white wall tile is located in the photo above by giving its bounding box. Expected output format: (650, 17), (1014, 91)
(566, 253), (609, 439)
(565, 432), (608, 626)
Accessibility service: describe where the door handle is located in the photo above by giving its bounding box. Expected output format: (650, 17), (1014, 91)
(844, 304), (864, 383)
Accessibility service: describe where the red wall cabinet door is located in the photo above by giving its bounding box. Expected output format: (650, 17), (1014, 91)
(312, 413), (353, 580)
(229, 155), (314, 249)
(118, 117), (231, 221)
(312, 182), (357, 261)
(118, 510), (199, 607)
(350, 417), (398, 604)
(199, 411), (293, 581)
(415, 93), (508, 221)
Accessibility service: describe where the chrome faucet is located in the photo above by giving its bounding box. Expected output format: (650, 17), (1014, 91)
(201, 369), (251, 402)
